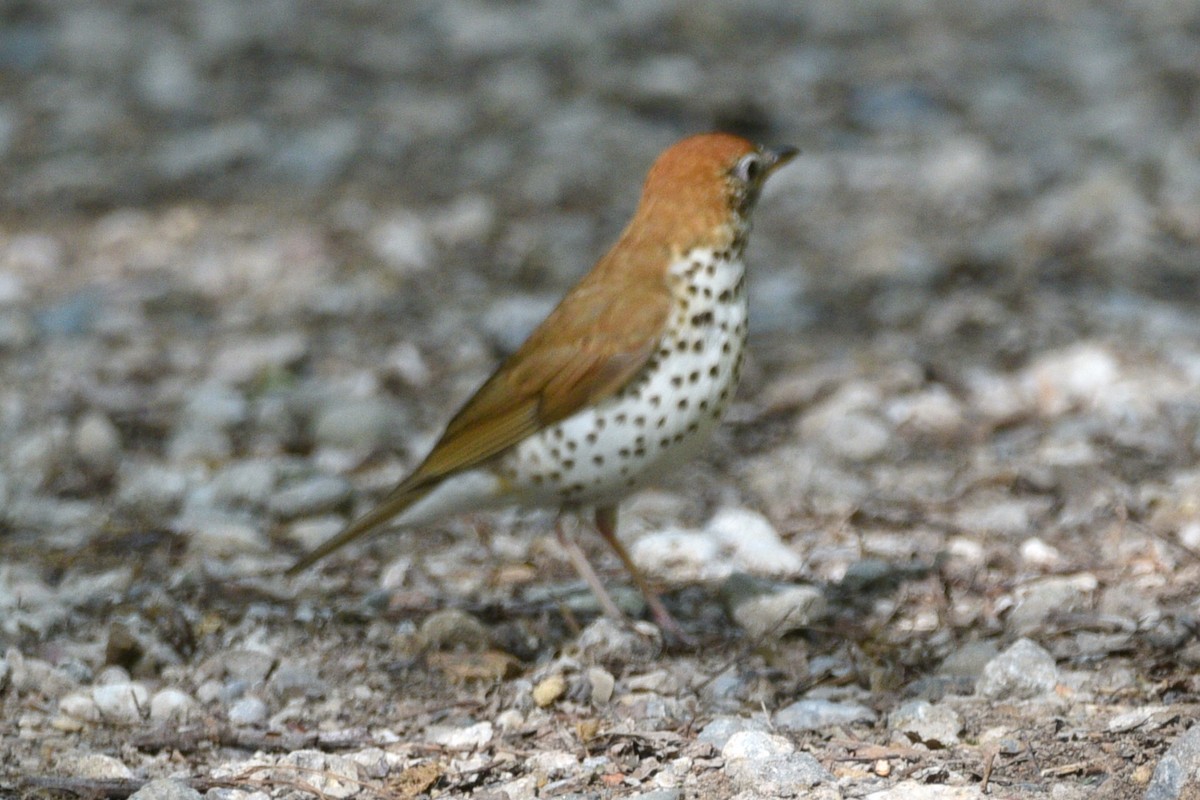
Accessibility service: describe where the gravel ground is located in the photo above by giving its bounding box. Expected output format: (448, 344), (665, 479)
(3, 2), (1200, 799)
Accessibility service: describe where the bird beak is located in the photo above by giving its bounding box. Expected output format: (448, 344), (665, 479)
(762, 145), (799, 175)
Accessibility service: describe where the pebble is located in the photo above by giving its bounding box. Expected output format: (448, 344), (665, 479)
(223, 649), (277, 683)
(706, 508), (804, 577)
(312, 396), (407, 451)
(889, 699), (962, 747)
(572, 617), (662, 669)
(697, 715), (770, 749)
(722, 731), (832, 795)
(1145, 724), (1200, 800)
(73, 411), (121, 470)
(59, 691), (101, 722)
(116, 463), (189, 517)
(268, 475), (352, 520)
(149, 688), (199, 722)
(227, 695), (268, 726)
(775, 698), (877, 731)
(630, 527), (726, 582)
(863, 784), (984, 799)
(587, 666), (615, 705)
(532, 674), (567, 708)
(416, 608), (490, 652)
(1005, 573), (1098, 635)
(209, 333), (308, 385)
(430, 720), (493, 749)
(368, 211), (434, 274)
(977, 638), (1059, 700)
(61, 752), (134, 780)
(267, 660), (326, 700)
(128, 779), (203, 800)
(721, 574), (826, 638)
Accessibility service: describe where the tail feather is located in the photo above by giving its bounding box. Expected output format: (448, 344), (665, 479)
(285, 484), (433, 576)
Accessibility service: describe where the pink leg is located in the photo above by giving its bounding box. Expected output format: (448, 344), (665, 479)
(593, 505), (693, 645)
(555, 514), (626, 621)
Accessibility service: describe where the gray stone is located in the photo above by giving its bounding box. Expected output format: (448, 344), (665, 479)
(417, 608), (491, 652)
(776, 698), (877, 731)
(149, 688), (199, 723)
(697, 715), (770, 749)
(312, 396), (407, 451)
(722, 731), (832, 795)
(977, 638), (1058, 700)
(222, 649), (276, 683)
(227, 694), (268, 726)
(1145, 724), (1200, 800)
(128, 779), (203, 800)
(722, 574), (826, 639)
(268, 475), (352, 520)
(572, 617), (662, 670)
(92, 682), (149, 725)
(889, 699), (962, 747)
(267, 660), (326, 700)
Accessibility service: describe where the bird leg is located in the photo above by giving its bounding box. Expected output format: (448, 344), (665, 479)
(593, 505), (692, 644)
(554, 513), (626, 621)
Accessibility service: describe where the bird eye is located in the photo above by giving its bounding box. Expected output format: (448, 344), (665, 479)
(735, 154), (763, 183)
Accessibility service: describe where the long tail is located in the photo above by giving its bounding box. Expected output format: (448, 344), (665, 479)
(285, 484), (433, 575)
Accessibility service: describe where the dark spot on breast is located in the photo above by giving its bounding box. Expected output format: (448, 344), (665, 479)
(657, 416), (667, 428)
(634, 447), (645, 457)
(549, 471), (561, 481)
(586, 432), (598, 444)
(670, 375), (683, 388)
(615, 413), (627, 424)
(688, 371), (700, 383)
(718, 289), (732, 303)
(721, 341), (732, 354)
(703, 287), (713, 299)
(687, 422), (699, 433)
(634, 415), (646, 426)
(566, 440), (577, 452)
(532, 474), (544, 485)
(699, 400), (709, 411)
(677, 398), (689, 410)
(659, 437), (671, 448)
(619, 448), (630, 458)
(649, 395), (661, 408)
(692, 340), (703, 353)
(705, 263), (717, 276)
(709, 365), (719, 378)
(593, 454), (604, 465)
(562, 459), (574, 470)
(552, 428), (564, 440)
(676, 340), (688, 352)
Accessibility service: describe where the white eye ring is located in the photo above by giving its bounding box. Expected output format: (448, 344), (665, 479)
(735, 153), (763, 183)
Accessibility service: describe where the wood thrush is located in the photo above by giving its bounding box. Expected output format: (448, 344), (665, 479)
(288, 133), (796, 637)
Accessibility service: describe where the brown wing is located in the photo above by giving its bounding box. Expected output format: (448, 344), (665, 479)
(405, 275), (671, 489)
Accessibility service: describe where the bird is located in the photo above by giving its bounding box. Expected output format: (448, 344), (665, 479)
(288, 132), (797, 638)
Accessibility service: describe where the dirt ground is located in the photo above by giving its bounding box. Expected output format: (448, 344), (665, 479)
(1, 2), (1199, 799)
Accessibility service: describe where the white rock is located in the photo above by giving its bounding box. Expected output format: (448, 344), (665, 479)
(631, 528), (726, 582)
(1019, 537), (1064, 568)
(1022, 343), (1119, 416)
(864, 783), (983, 799)
(149, 688), (199, 722)
(707, 508), (804, 577)
(92, 682), (149, 724)
(587, 667), (615, 705)
(526, 749), (578, 778)
(228, 695), (268, 726)
(73, 411), (122, 469)
(369, 211), (433, 274)
(889, 699), (962, 746)
(58, 691), (101, 722)
(430, 720), (493, 750)
(730, 584), (826, 639)
(62, 753), (134, 780)
(723, 730), (794, 760)
(978, 638), (1058, 699)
